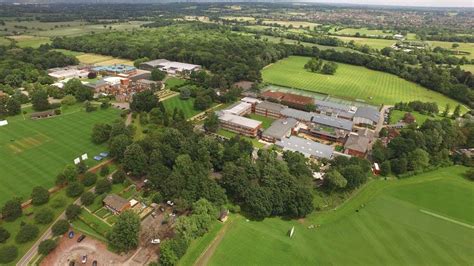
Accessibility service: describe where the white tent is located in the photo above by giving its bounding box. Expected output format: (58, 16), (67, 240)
(0, 120), (8, 127)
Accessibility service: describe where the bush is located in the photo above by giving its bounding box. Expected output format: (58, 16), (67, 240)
(31, 186), (49, 206)
(61, 95), (76, 106)
(81, 192), (96, 206)
(112, 169), (126, 184)
(52, 219), (69, 236)
(0, 227), (10, 243)
(65, 204), (82, 220)
(15, 224), (39, 243)
(1, 198), (22, 222)
(95, 178), (112, 195)
(38, 239), (57, 255)
(76, 161), (87, 174)
(100, 166), (110, 177)
(66, 182), (84, 197)
(151, 192), (163, 204)
(34, 208), (54, 224)
(50, 196), (66, 209)
(0, 245), (18, 264)
(82, 172), (98, 186)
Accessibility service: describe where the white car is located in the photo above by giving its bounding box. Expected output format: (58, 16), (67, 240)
(166, 200), (174, 206)
(81, 255), (87, 264)
(151, 239), (161, 244)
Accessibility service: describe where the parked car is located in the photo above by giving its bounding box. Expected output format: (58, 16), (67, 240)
(68, 231), (74, 239)
(81, 255), (87, 264)
(151, 238), (161, 244)
(77, 235), (86, 243)
(159, 206), (165, 212)
(92, 260), (98, 266)
(166, 200), (174, 206)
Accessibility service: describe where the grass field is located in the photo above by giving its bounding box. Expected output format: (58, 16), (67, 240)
(7, 35), (51, 48)
(262, 20), (319, 29)
(427, 41), (474, 60)
(461, 64), (474, 72)
(207, 166), (474, 265)
(334, 27), (394, 37)
(165, 77), (188, 90)
(0, 105), (121, 206)
(162, 95), (200, 119)
(76, 53), (133, 66)
(334, 36), (396, 50)
(389, 110), (442, 124)
(262, 56), (465, 109)
(0, 37), (11, 46)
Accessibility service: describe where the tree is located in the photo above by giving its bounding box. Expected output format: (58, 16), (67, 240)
(108, 210), (141, 252)
(76, 161), (87, 174)
(325, 170), (347, 190)
(80, 192), (96, 206)
(0, 245), (18, 264)
(130, 90), (160, 112)
(64, 78), (83, 95)
(6, 97), (21, 115)
(65, 204), (82, 220)
(151, 69), (166, 81)
(82, 172), (97, 186)
(66, 181), (84, 197)
(109, 134), (132, 161)
(1, 198), (22, 222)
(31, 186), (49, 206)
(15, 224), (39, 243)
(0, 227), (10, 243)
(159, 241), (179, 266)
(38, 239), (57, 255)
(194, 95), (212, 111)
(95, 178), (112, 195)
(34, 208), (54, 224)
(31, 89), (50, 111)
(407, 148), (430, 171)
(339, 165), (367, 189)
(203, 112), (219, 133)
(391, 157), (408, 175)
(380, 161), (391, 176)
(112, 169), (127, 184)
(51, 219), (69, 236)
(61, 95), (76, 106)
(100, 165), (110, 177)
(84, 100), (97, 112)
(62, 164), (77, 183)
(321, 62), (338, 75)
(123, 144), (148, 177)
(179, 87), (191, 100)
(91, 123), (111, 144)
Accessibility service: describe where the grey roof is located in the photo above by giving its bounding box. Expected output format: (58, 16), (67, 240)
(280, 107), (313, 122)
(355, 106), (380, 123)
(256, 101), (285, 113)
(141, 59), (170, 68)
(344, 133), (370, 153)
(312, 114), (353, 131)
(262, 118), (298, 140)
(276, 136), (334, 159)
(315, 100), (354, 112)
(103, 194), (129, 211)
(218, 112), (262, 129)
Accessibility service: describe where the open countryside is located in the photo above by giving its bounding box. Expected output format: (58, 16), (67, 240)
(207, 166), (474, 265)
(263, 56), (465, 109)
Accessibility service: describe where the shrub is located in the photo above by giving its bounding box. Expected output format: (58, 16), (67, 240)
(151, 192), (163, 204)
(31, 186), (49, 206)
(15, 224), (39, 243)
(34, 208), (54, 224)
(52, 219), (69, 236)
(1, 198), (22, 222)
(66, 182), (84, 197)
(112, 169), (126, 184)
(0, 245), (18, 264)
(100, 166), (110, 177)
(38, 239), (57, 255)
(61, 95), (76, 106)
(0, 227), (10, 243)
(82, 172), (98, 186)
(81, 192), (96, 206)
(65, 204), (82, 220)
(95, 178), (112, 195)
(76, 161), (87, 174)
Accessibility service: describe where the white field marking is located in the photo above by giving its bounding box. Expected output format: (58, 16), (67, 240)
(420, 209), (474, 230)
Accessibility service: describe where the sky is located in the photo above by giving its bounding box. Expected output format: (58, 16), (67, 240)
(309, 0), (473, 8)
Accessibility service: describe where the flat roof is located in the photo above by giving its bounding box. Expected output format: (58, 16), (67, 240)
(223, 102), (252, 115)
(92, 64), (136, 73)
(256, 101), (285, 113)
(262, 118), (298, 139)
(280, 107), (313, 122)
(241, 97), (262, 104)
(312, 114), (353, 131)
(355, 106), (380, 123)
(276, 136), (334, 159)
(315, 100), (356, 113)
(218, 113), (262, 129)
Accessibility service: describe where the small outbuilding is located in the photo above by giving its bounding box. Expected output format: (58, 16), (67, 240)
(103, 194), (131, 215)
(219, 209), (229, 223)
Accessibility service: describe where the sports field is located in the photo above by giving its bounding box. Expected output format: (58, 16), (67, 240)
(335, 36), (396, 50)
(262, 56), (464, 109)
(206, 166), (474, 265)
(0, 105), (121, 206)
(334, 27), (394, 37)
(76, 53), (134, 66)
(162, 95), (201, 119)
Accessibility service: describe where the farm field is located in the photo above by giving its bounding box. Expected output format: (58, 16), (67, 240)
(262, 56), (465, 109)
(389, 110), (442, 125)
(208, 166), (474, 265)
(262, 20), (320, 29)
(162, 95), (201, 119)
(427, 41), (474, 60)
(461, 64), (474, 72)
(7, 35), (51, 48)
(333, 27), (396, 37)
(76, 53), (134, 66)
(0, 105), (121, 206)
(335, 36), (396, 50)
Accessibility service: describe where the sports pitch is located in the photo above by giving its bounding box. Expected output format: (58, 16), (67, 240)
(0, 105), (121, 206)
(207, 166), (474, 265)
(262, 56), (465, 109)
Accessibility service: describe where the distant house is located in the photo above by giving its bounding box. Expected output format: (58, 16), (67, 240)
(262, 118), (298, 143)
(30, 110), (56, 119)
(344, 132), (370, 157)
(353, 106), (380, 126)
(103, 194), (131, 215)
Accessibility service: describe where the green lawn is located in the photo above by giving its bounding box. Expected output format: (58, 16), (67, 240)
(248, 114), (275, 129)
(165, 77), (188, 90)
(262, 56), (465, 110)
(334, 36), (396, 50)
(53, 49), (85, 57)
(0, 104), (121, 206)
(79, 209), (112, 237)
(208, 166), (474, 265)
(334, 27), (395, 37)
(217, 129), (264, 149)
(162, 95), (201, 119)
(427, 41), (474, 60)
(9, 36), (51, 48)
(389, 110), (442, 124)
